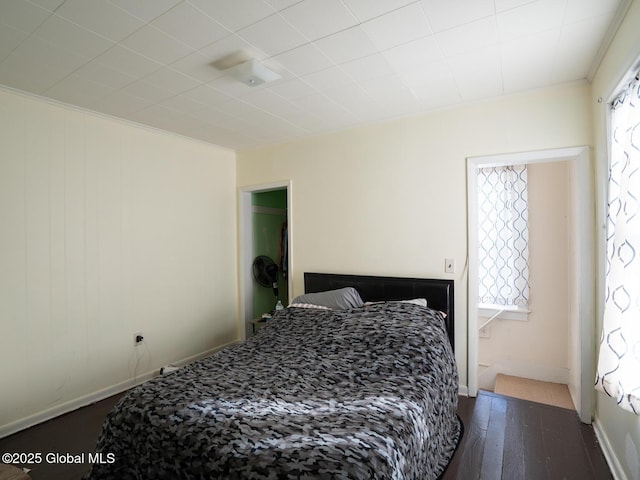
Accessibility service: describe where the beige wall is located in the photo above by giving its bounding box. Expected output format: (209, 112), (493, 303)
(0, 88), (238, 435)
(238, 82), (592, 388)
(478, 161), (570, 391)
(591, 0), (640, 478)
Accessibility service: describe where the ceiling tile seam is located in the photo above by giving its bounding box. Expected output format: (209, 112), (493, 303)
(338, 0), (422, 25)
(198, 109), (269, 142)
(180, 82), (234, 107)
(494, 0), (538, 15)
(408, 1), (463, 104)
(39, 51), (161, 110)
(187, 0), (276, 35)
(430, 13), (497, 36)
(43, 75), (118, 106)
(30, 28), (116, 61)
(214, 93), (316, 134)
(25, 0), (65, 14)
(235, 87), (294, 113)
(161, 1), (236, 45)
(248, 1), (422, 62)
(263, 0), (302, 14)
(23, 9), (177, 98)
(25, 45), (113, 101)
(275, 44), (338, 80)
(276, 0), (358, 45)
(60, 2), (241, 85)
(296, 90), (355, 122)
(234, 11), (304, 57)
(125, 82), (221, 117)
(121, 23), (201, 59)
(88, 42), (213, 100)
(492, 9), (506, 97)
(0, 4), (57, 67)
(106, 0), (183, 25)
(27, 17), (119, 87)
(392, 1), (436, 102)
(267, 44), (342, 91)
(548, 1), (572, 84)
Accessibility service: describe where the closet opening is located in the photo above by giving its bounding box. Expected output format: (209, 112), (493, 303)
(239, 182), (292, 340)
(251, 190), (288, 320)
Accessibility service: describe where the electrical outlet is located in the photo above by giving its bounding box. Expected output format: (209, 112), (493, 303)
(479, 326), (491, 338)
(134, 332), (144, 346)
(444, 258), (455, 274)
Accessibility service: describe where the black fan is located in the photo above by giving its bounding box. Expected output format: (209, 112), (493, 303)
(252, 255), (279, 298)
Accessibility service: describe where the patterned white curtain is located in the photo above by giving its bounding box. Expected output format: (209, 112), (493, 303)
(477, 165), (529, 307)
(595, 75), (640, 415)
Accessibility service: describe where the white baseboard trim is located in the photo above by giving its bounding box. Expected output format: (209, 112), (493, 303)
(593, 415), (629, 480)
(0, 342), (237, 440)
(458, 384), (469, 396)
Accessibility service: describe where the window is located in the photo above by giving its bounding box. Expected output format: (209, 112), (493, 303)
(477, 165), (530, 312)
(595, 72), (640, 415)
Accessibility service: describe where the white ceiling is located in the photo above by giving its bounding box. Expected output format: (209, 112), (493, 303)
(0, 0), (627, 151)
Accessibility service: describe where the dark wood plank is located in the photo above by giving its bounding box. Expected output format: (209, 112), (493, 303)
(441, 395), (474, 478)
(502, 397), (526, 479)
(480, 395), (507, 478)
(520, 400), (550, 479)
(578, 422), (614, 479)
(542, 404), (594, 479)
(452, 391), (492, 479)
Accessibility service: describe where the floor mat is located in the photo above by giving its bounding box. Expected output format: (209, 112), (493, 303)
(493, 374), (575, 410)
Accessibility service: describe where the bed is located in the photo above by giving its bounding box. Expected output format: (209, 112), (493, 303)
(85, 273), (461, 480)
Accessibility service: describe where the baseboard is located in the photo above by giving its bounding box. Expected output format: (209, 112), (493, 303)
(593, 415), (629, 480)
(0, 342), (238, 439)
(458, 384), (469, 396)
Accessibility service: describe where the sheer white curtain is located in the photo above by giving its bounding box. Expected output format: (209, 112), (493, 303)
(595, 75), (640, 415)
(477, 165), (529, 307)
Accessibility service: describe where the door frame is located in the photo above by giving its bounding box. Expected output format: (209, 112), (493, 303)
(467, 146), (594, 423)
(238, 180), (292, 340)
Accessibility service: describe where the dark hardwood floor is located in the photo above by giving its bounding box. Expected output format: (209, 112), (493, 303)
(0, 390), (611, 480)
(443, 390), (612, 480)
(0, 393), (125, 480)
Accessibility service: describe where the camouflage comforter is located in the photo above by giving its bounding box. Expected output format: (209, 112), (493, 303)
(85, 303), (460, 479)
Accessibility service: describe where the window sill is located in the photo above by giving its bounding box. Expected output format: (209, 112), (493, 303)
(478, 304), (530, 321)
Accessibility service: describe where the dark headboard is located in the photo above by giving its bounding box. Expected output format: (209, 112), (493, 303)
(304, 272), (454, 350)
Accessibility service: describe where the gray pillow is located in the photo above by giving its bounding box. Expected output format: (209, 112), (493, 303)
(291, 287), (364, 310)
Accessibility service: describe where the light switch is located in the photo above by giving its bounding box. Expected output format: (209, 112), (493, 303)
(445, 258), (455, 274)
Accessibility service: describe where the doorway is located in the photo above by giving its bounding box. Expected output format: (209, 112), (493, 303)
(467, 146), (594, 423)
(251, 190), (288, 317)
(239, 181), (292, 339)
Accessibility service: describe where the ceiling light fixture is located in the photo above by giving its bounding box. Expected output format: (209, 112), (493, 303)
(227, 59), (281, 87)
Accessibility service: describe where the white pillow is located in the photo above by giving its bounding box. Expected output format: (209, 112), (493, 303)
(364, 298), (428, 307)
(400, 298), (428, 307)
(288, 303), (331, 310)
